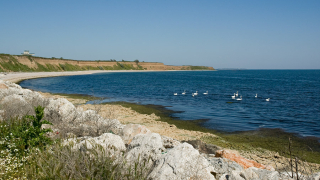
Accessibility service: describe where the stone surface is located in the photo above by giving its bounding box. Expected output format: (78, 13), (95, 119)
(215, 149), (266, 169)
(207, 157), (243, 179)
(310, 172), (320, 180)
(161, 135), (181, 149)
(120, 124), (151, 144)
(0, 83), (8, 89)
(148, 143), (216, 180)
(242, 167), (279, 180)
(126, 133), (164, 164)
(183, 139), (222, 154)
(64, 133), (126, 155)
(45, 98), (77, 122)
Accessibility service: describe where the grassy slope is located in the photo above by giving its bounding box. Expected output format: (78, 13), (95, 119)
(0, 54), (213, 72)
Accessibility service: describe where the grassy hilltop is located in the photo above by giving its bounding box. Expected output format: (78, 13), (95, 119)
(0, 54), (214, 72)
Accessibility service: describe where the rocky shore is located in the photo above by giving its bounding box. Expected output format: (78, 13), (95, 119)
(1, 79), (320, 179)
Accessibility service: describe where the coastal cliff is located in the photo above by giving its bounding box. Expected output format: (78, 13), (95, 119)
(0, 54), (214, 72)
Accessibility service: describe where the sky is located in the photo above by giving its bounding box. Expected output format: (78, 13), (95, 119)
(1, 0), (320, 69)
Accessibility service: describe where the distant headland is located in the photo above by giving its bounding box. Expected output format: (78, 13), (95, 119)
(0, 53), (214, 72)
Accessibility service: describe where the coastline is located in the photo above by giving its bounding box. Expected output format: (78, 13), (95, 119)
(0, 70), (172, 83)
(2, 70), (320, 169)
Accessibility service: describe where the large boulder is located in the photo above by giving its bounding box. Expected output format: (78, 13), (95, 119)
(45, 98), (77, 122)
(63, 133), (126, 156)
(207, 157), (243, 179)
(148, 143), (216, 180)
(120, 124), (151, 144)
(126, 133), (164, 164)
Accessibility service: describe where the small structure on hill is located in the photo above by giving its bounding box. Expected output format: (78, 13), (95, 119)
(21, 50), (35, 56)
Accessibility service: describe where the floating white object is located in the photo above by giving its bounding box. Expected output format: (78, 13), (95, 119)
(266, 98), (270, 101)
(232, 93), (236, 99)
(236, 96), (242, 101)
(235, 91), (239, 97)
(174, 93), (177, 96)
(182, 90), (186, 95)
(192, 93), (195, 97)
(193, 91), (198, 96)
(203, 91), (208, 95)
(255, 94), (258, 98)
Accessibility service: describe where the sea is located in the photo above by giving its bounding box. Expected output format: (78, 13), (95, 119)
(19, 70), (320, 139)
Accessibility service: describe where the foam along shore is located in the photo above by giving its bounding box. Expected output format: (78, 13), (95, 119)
(1, 75), (320, 179)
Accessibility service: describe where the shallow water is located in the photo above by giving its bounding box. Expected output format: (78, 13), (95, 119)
(20, 70), (320, 138)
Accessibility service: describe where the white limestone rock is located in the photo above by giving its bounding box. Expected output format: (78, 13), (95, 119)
(45, 98), (77, 122)
(148, 142), (216, 180)
(120, 124), (151, 144)
(63, 133), (126, 155)
(126, 133), (164, 164)
(161, 135), (181, 149)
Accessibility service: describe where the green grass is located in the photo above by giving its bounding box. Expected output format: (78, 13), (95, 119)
(0, 54), (34, 72)
(189, 66), (211, 70)
(105, 101), (320, 164)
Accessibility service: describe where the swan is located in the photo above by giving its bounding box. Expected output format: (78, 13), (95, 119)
(231, 93), (236, 99)
(203, 91), (208, 95)
(192, 93), (195, 97)
(235, 91), (239, 97)
(255, 94), (258, 98)
(174, 93), (177, 96)
(266, 98), (270, 101)
(193, 91), (198, 96)
(236, 96), (242, 101)
(182, 90), (186, 95)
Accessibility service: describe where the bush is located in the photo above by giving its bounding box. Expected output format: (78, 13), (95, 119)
(0, 106), (53, 179)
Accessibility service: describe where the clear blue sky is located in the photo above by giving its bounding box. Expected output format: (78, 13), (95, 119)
(1, 0), (319, 69)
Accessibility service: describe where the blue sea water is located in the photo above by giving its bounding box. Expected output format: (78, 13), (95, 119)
(19, 70), (320, 138)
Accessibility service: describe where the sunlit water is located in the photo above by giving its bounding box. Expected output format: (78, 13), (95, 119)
(20, 70), (320, 138)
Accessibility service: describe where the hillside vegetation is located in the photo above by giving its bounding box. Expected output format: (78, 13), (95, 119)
(0, 54), (214, 72)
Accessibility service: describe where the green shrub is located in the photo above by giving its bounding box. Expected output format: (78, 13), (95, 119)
(0, 106), (53, 178)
